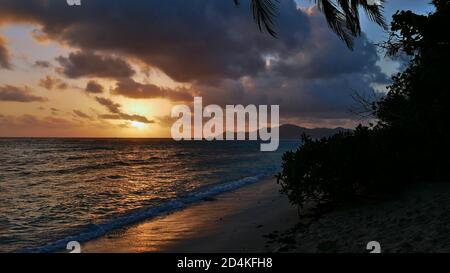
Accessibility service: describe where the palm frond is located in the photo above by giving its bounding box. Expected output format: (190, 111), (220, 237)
(250, 0), (279, 37)
(358, 0), (388, 29)
(234, 0), (279, 37)
(318, 0), (356, 48)
(338, 0), (361, 36)
(235, 0), (387, 49)
(317, 0), (387, 49)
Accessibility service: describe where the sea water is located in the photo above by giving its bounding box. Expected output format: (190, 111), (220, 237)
(0, 138), (298, 252)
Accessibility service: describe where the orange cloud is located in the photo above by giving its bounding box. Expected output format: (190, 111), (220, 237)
(0, 35), (11, 69)
(0, 85), (47, 102)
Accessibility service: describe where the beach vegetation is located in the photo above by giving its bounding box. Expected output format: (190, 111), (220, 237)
(277, 0), (450, 209)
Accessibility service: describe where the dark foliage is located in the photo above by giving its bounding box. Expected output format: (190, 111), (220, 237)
(277, 0), (450, 208)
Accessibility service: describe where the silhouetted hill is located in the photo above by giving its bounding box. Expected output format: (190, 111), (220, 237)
(217, 124), (350, 140)
(278, 124), (350, 139)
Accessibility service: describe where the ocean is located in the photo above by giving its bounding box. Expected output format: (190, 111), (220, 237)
(0, 138), (298, 253)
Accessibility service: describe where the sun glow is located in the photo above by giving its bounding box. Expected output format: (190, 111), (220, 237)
(131, 121), (146, 129)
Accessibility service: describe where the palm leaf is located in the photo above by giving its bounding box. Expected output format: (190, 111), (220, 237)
(234, 0), (279, 37)
(235, 0), (387, 49)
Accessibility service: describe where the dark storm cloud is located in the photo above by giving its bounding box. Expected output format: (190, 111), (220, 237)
(85, 80), (104, 94)
(0, 85), (47, 102)
(194, 62), (381, 125)
(112, 78), (192, 102)
(188, 7), (389, 126)
(56, 51), (135, 79)
(0, 0), (390, 126)
(271, 33), (388, 82)
(0, 36), (11, 69)
(0, 0), (310, 83)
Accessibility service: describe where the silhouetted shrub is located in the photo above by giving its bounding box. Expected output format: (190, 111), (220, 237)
(277, 0), (450, 208)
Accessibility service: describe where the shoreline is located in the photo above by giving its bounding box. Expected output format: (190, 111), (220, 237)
(81, 177), (298, 253)
(44, 178), (450, 253)
(75, 178), (450, 253)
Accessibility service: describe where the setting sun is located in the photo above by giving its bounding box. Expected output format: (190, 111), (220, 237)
(131, 121), (146, 129)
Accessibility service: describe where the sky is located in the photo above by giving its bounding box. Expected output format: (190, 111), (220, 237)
(0, 0), (433, 137)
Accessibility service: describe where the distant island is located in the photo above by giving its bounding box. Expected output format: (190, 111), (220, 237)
(217, 124), (350, 140)
(277, 124), (350, 140)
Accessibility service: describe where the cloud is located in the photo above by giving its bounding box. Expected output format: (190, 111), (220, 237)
(95, 96), (121, 114)
(0, 0), (309, 82)
(98, 113), (154, 124)
(0, 85), (47, 102)
(192, 57), (383, 128)
(38, 75), (68, 90)
(73, 110), (92, 120)
(155, 115), (179, 128)
(0, 115), (74, 131)
(85, 80), (104, 94)
(56, 51), (135, 79)
(95, 96), (154, 124)
(0, 0), (391, 127)
(0, 114), (86, 137)
(112, 78), (192, 101)
(0, 36), (11, 69)
(34, 60), (52, 68)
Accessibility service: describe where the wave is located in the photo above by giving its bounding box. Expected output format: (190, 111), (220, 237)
(21, 168), (276, 253)
(25, 160), (150, 177)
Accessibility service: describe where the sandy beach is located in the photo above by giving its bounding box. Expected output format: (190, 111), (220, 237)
(287, 182), (450, 253)
(79, 175), (450, 254)
(82, 177), (299, 253)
